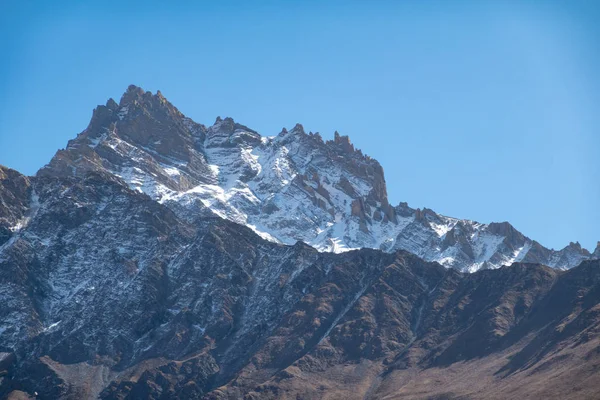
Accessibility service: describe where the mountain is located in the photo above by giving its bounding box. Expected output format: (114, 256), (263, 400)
(0, 164), (599, 399)
(38, 85), (594, 272)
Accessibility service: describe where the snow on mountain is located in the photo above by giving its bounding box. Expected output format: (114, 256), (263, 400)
(38, 85), (595, 272)
(4, 164), (600, 398)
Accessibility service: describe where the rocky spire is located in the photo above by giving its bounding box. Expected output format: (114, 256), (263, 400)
(119, 84), (146, 106)
(333, 131), (355, 153)
(593, 242), (600, 259)
(290, 123), (305, 135)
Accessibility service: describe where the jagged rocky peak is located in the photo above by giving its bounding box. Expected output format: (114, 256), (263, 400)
(487, 221), (527, 246)
(283, 124), (395, 228)
(118, 84), (173, 110)
(211, 116), (251, 133)
(120, 83), (146, 104)
(38, 85), (215, 192)
(65, 84), (197, 151)
(332, 130), (354, 153)
(414, 207), (437, 222)
(206, 116), (261, 147)
(113, 86), (200, 155)
(488, 221), (518, 236)
(567, 241), (586, 253)
(105, 97), (118, 110)
(32, 85), (597, 272)
(593, 242), (600, 258)
(290, 122), (305, 134)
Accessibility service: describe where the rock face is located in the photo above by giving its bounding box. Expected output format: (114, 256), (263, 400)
(592, 242), (600, 259)
(0, 157), (598, 399)
(0, 166), (32, 246)
(38, 85), (595, 272)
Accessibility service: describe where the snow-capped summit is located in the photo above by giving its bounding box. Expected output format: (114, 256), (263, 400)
(38, 85), (595, 272)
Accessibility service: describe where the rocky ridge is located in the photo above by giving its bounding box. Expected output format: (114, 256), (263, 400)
(37, 85), (597, 272)
(0, 165), (598, 399)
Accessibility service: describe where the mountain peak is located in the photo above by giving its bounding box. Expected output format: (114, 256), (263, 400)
(119, 84), (147, 106)
(35, 88), (595, 273)
(593, 241), (600, 258)
(290, 123), (305, 135)
(567, 241), (583, 251)
(118, 85), (174, 112)
(105, 98), (118, 110)
(331, 130), (355, 153)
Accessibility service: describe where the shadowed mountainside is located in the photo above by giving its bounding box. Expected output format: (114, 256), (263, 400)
(0, 165), (598, 399)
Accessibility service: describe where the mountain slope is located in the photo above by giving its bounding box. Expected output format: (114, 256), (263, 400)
(0, 167), (598, 399)
(38, 85), (596, 272)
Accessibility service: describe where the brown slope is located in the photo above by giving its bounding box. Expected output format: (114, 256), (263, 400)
(208, 261), (600, 400)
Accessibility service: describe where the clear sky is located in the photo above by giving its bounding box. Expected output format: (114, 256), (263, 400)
(1, 0), (598, 251)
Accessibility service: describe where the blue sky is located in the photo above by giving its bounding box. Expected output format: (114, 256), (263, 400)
(1, 0), (598, 251)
